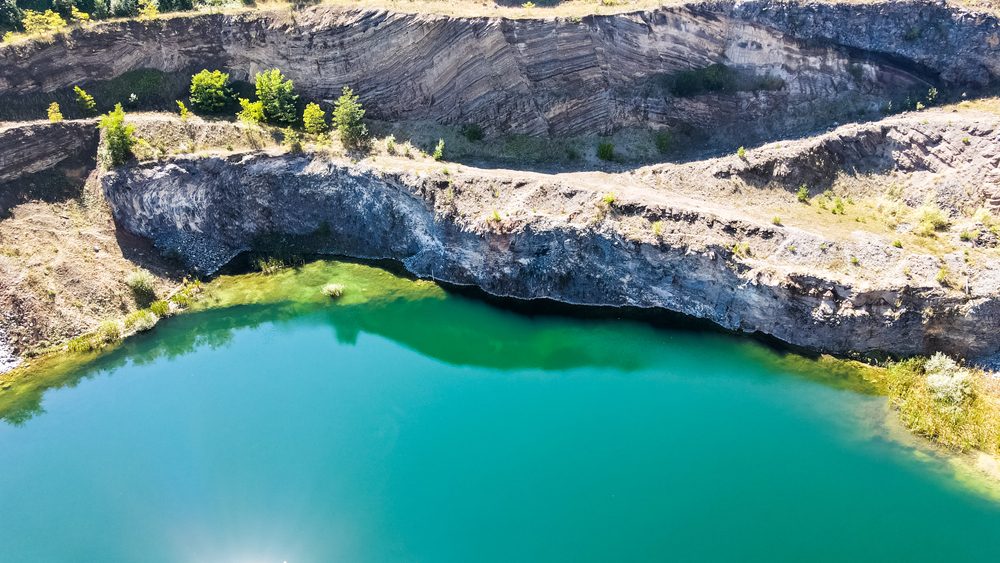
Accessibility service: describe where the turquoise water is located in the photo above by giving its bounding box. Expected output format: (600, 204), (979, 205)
(1, 265), (1000, 561)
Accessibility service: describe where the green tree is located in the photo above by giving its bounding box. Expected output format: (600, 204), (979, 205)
(0, 0), (23, 30)
(74, 86), (97, 113)
(302, 102), (327, 134)
(237, 98), (264, 124)
(111, 0), (138, 17)
(99, 103), (135, 167)
(47, 102), (63, 122)
(21, 9), (66, 35)
(188, 69), (231, 113)
(332, 86), (368, 150)
(138, 0), (158, 19)
(254, 68), (298, 124)
(176, 100), (190, 120)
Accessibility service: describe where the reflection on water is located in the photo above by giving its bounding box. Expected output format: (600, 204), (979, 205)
(1, 260), (1000, 563)
(2, 260), (875, 425)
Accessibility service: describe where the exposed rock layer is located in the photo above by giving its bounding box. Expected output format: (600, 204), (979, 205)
(101, 111), (1000, 358)
(0, 1), (997, 141)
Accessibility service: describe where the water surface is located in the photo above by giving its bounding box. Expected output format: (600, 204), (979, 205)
(1, 261), (999, 562)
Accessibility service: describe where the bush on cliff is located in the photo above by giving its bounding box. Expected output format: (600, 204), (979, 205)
(237, 98), (264, 124)
(332, 86), (368, 150)
(302, 102), (327, 134)
(99, 103), (136, 167)
(47, 102), (63, 122)
(189, 70), (232, 113)
(254, 68), (298, 124)
(20, 9), (66, 35)
(74, 86), (97, 114)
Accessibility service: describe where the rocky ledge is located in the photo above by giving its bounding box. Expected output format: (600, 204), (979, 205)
(1, 1), (998, 145)
(101, 108), (1000, 358)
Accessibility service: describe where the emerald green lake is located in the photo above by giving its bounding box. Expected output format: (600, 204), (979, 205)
(1, 262), (999, 562)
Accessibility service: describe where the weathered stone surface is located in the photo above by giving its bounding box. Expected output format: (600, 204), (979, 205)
(0, 120), (98, 185)
(0, 1), (996, 141)
(101, 111), (1000, 358)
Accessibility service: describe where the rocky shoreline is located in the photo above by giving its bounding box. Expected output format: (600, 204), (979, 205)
(99, 108), (1000, 359)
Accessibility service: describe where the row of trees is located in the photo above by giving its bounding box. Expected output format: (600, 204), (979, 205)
(65, 67), (370, 169)
(1, 0), (192, 32)
(188, 68), (369, 149)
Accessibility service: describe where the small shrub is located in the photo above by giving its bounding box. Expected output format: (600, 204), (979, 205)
(923, 353), (974, 406)
(522, 1), (535, 7)
(913, 202), (950, 236)
(960, 230), (979, 242)
(596, 141), (615, 161)
(736, 145), (746, 159)
(771, 216), (782, 226)
(831, 197), (846, 215)
(149, 300), (170, 317)
(302, 102), (327, 134)
(74, 86), (97, 114)
(892, 239), (903, 248)
(936, 266), (951, 287)
(926, 87), (938, 104)
(385, 135), (397, 155)
(322, 283), (345, 299)
(125, 270), (156, 299)
(237, 98), (264, 124)
(915, 101), (925, 111)
(255, 68), (298, 124)
(47, 102), (63, 122)
(732, 241), (751, 258)
(66, 334), (97, 353)
(138, 0), (158, 19)
(97, 320), (122, 345)
(460, 123), (484, 142)
(796, 184), (809, 203)
(432, 138), (445, 161)
(176, 100), (190, 120)
(70, 6), (90, 22)
(189, 70), (231, 113)
(850, 256), (860, 266)
(602, 193), (616, 206)
(124, 310), (157, 332)
(332, 86), (368, 150)
(961, 137), (971, 145)
(99, 103), (136, 167)
(282, 127), (303, 153)
(21, 9), (66, 35)
(652, 220), (663, 237)
(490, 209), (502, 223)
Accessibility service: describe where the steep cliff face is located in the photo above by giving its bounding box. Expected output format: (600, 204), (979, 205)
(100, 109), (1000, 358)
(0, 1), (996, 141)
(0, 121), (97, 185)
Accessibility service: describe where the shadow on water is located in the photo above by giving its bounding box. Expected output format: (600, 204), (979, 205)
(0, 259), (877, 426)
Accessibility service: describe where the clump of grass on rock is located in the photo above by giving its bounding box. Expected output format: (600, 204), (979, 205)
(125, 270), (157, 302)
(322, 283), (346, 299)
(124, 309), (157, 333)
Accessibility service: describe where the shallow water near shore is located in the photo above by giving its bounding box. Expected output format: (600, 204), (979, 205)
(1, 261), (999, 562)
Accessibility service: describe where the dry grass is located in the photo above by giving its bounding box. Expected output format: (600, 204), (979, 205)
(864, 358), (1000, 454)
